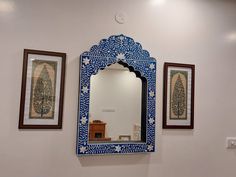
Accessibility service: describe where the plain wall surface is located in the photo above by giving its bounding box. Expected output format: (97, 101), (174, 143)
(1, 0), (236, 177)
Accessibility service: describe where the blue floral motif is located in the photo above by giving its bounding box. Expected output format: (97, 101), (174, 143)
(77, 34), (156, 155)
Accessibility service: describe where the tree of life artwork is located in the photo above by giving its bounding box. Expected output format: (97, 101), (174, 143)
(170, 70), (188, 120)
(29, 60), (57, 119)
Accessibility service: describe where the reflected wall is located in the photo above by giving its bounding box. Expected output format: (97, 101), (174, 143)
(89, 63), (142, 142)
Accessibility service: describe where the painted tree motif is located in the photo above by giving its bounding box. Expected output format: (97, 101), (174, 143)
(171, 74), (186, 118)
(33, 65), (53, 117)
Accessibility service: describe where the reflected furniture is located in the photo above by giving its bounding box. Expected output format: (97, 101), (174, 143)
(89, 120), (111, 141)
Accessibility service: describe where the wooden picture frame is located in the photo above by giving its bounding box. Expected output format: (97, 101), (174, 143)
(163, 62), (195, 129)
(19, 49), (66, 129)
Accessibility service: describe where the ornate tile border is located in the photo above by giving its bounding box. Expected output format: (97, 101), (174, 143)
(77, 34), (156, 155)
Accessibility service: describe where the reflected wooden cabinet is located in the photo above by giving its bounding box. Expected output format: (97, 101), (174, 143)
(89, 120), (111, 141)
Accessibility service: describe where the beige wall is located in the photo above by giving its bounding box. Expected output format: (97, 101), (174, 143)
(1, 0), (236, 177)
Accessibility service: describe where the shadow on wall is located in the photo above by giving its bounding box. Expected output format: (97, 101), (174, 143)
(162, 129), (194, 136)
(78, 154), (151, 167)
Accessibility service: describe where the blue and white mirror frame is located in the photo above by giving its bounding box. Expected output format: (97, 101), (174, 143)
(77, 34), (156, 155)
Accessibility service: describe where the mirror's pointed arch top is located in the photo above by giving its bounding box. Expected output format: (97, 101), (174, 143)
(77, 34), (156, 155)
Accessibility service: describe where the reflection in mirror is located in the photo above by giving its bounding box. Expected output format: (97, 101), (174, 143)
(89, 63), (142, 142)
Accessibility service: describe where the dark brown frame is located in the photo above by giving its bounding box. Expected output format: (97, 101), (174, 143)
(163, 62), (195, 129)
(19, 49), (66, 129)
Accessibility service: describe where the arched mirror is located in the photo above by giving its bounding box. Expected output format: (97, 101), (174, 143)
(77, 35), (156, 155)
(89, 62), (145, 142)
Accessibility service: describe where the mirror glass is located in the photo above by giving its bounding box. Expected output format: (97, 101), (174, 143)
(89, 63), (142, 142)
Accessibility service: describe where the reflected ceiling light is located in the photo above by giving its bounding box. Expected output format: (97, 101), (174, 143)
(0, 0), (14, 13)
(150, 0), (166, 6)
(226, 32), (236, 42)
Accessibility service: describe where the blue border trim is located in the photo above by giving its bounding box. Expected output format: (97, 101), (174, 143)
(77, 34), (156, 155)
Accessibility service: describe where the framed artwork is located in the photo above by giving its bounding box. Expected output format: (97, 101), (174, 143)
(19, 49), (66, 129)
(119, 135), (131, 141)
(163, 62), (195, 129)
